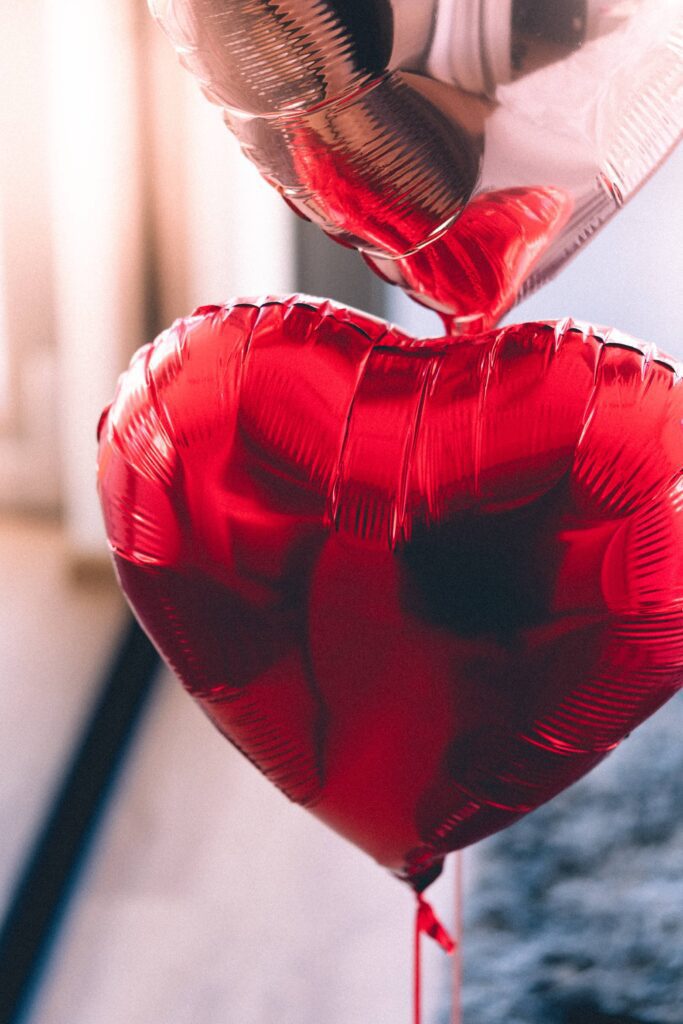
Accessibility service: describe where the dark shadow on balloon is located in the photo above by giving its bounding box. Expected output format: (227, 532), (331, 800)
(399, 477), (569, 642)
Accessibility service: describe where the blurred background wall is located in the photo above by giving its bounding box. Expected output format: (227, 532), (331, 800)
(0, 0), (294, 558)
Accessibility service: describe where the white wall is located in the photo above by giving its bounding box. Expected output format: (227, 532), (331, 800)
(46, 2), (294, 560)
(0, 0), (61, 511)
(47, 0), (145, 558)
(510, 145), (683, 354)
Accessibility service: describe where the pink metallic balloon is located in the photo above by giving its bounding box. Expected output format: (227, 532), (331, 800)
(98, 297), (683, 890)
(148, 0), (683, 332)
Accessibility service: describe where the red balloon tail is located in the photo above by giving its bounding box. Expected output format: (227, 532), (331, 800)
(414, 891), (456, 1024)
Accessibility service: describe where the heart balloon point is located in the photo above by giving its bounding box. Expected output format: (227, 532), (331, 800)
(99, 297), (683, 890)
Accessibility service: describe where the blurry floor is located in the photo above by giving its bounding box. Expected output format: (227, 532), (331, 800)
(1, 514), (459, 1024)
(26, 670), (460, 1024)
(0, 515), (125, 914)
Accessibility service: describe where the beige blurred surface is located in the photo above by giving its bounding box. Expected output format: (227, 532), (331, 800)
(0, 515), (125, 912)
(26, 664), (463, 1024)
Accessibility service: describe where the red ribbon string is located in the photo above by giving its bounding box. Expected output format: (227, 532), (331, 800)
(452, 853), (463, 1024)
(413, 887), (457, 1024)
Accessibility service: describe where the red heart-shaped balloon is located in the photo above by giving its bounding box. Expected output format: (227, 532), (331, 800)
(98, 297), (683, 890)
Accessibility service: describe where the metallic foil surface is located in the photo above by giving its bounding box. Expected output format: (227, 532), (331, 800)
(149, 0), (682, 331)
(98, 297), (683, 888)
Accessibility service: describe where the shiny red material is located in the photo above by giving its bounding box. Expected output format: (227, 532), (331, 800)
(364, 186), (573, 335)
(98, 296), (683, 890)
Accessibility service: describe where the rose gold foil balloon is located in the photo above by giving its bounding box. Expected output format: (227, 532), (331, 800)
(148, 0), (683, 332)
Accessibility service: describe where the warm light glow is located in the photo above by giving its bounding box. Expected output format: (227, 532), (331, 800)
(0, 197), (8, 414)
(43, 0), (144, 553)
